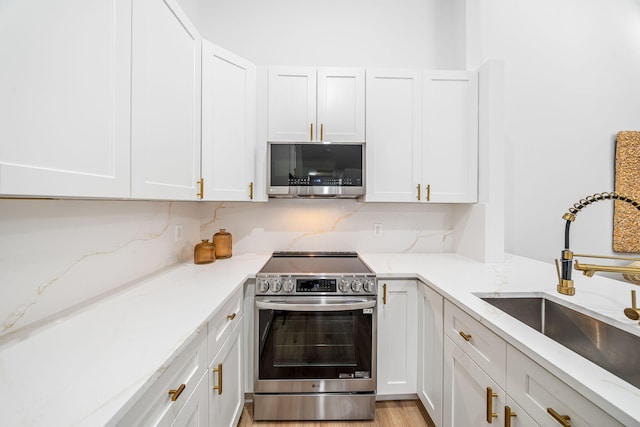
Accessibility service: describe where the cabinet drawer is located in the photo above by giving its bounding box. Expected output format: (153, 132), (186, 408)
(207, 286), (243, 364)
(117, 328), (207, 426)
(444, 300), (506, 387)
(507, 346), (623, 427)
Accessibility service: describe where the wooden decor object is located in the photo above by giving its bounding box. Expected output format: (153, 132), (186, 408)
(613, 131), (640, 253)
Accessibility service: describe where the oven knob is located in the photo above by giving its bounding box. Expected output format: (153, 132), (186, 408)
(338, 279), (352, 293)
(257, 278), (269, 293)
(271, 277), (282, 293)
(283, 278), (295, 293)
(351, 279), (362, 292)
(363, 279), (375, 293)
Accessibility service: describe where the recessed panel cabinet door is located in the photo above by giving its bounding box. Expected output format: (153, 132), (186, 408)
(131, 0), (201, 200)
(418, 283), (444, 427)
(267, 67), (316, 142)
(423, 71), (478, 203)
(0, 0), (131, 198)
(365, 70), (422, 202)
(317, 68), (365, 142)
(201, 41), (256, 201)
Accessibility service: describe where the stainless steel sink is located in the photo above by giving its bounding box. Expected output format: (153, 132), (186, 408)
(481, 296), (640, 389)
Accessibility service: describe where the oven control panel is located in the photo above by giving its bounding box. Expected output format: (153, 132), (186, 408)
(255, 276), (376, 295)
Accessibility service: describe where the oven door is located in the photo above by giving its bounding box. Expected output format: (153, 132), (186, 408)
(254, 296), (376, 394)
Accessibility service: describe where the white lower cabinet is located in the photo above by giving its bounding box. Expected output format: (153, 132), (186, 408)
(208, 320), (243, 427)
(377, 280), (418, 396)
(507, 346), (623, 427)
(116, 328), (207, 426)
(505, 395), (538, 427)
(171, 374), (208, 427)
(417, 282), (444, 426)
(444, 336), (507, 426)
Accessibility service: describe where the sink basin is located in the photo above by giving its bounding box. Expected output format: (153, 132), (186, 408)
(481, 296), (640, 389)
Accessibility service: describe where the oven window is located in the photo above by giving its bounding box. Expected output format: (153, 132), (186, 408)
(258, 309), (373, 380)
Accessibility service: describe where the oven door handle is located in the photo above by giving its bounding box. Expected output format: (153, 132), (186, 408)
(255, 299), (376, 312)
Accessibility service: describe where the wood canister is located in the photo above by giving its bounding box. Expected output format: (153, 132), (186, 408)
(213, 229), (232, 259)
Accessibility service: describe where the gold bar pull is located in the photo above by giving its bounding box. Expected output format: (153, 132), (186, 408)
(459, 331), (472, 342)
(320, 123), (324, 141)
(486, 387), (498, 423)
(227, 313), (236, 321)
(426, 184), (431, 201)
(417, 184), (421, 201)
(310, 123), (313, 141)
(168, 383), (186, 401)
(212, 363), (223, 395)
(505, 406), (517, 427)
(547, 408), (571, 426)
(383, 283), (387, 305)
(197, 178), (204, 199)
(249, 182), (254, 200)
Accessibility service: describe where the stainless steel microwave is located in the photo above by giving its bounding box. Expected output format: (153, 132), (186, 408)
(267, 142), (365, 198)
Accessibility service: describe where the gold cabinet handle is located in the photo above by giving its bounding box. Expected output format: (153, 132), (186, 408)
(426, 184), (431, 201)
(197, 178), (204, 199)
(417, 184), (421, 201)
(486, 387), (498, 423)
(459, 330), (472, 341)
(168, 383), (186, 401)
(249, 182), (254, 200)
(505, 406), (517, 427)
(383, 283), (387, 305)
(547, 408), (571, 426)
(227, 312), (236, 321)
(212, 363), (223, 395)
(310, 123), (313, 141)
(320, 123), (324, 141)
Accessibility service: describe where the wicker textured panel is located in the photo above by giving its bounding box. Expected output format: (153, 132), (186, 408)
(613, 131), (640, 253)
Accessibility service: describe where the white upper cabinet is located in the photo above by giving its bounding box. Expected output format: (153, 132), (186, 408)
(267, 67), (365, 142)
(201, 41), (256, 201)
(131, 0), (202, 200)
(365, 69), (478, 203)
(0, 0), (132, 198)
(365, 69), (423, 202)
(423, 71), (478, 203)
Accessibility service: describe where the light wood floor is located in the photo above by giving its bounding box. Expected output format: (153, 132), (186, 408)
(237, 400), (435, 427)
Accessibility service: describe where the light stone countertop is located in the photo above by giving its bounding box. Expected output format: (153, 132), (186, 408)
(1, 252), (639, 426)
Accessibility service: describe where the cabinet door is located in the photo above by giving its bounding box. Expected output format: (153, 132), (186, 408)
(505, 396), (539, 427)
(365, 70), (422, 202)
(507, 346), (624, 427)
(0, 0), (131, 198)
(201, 41), (256, 201)
(317, 68), (365, 142)
(423, 71), (478, 203)
(170, 374), (208, 427)
(417, 282), (444, 427)
(209, 319), (243, 427)
(377, 280), (418, 395)
(131, 0), (201, 200)
(443, 336), (507, 427)
(267, 67), (316, 142)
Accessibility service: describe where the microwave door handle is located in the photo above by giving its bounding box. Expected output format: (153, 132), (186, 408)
(255, 299), (376, 312)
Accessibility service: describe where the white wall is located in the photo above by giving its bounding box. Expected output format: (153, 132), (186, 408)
(195, 0), (466, 69)
(470, 0), (640, 263)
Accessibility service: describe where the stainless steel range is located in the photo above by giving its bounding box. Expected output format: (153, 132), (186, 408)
(254, 251), (377, 421)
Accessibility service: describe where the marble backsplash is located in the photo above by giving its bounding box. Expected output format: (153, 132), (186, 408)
(0, 198), (454, 339)
(200, 199), (454, 254)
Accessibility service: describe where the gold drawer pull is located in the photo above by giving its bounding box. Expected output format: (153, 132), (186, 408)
(168, 383), (186, 401)
(249, 182), (254, 200)
(547, 408), (571, 426)
(426, 184), (431, 201)
(383, 283), (387, 305)
(505, 405), (517, 427)
(459, 330), (472, 341)
(486, 387), (498, 423)
(416, 184), (421, 201)
(320, 123), (324, 141)
(310, 123), (313, 141)
(212, 363), (223, 395)
(227, 312), (236, 321)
